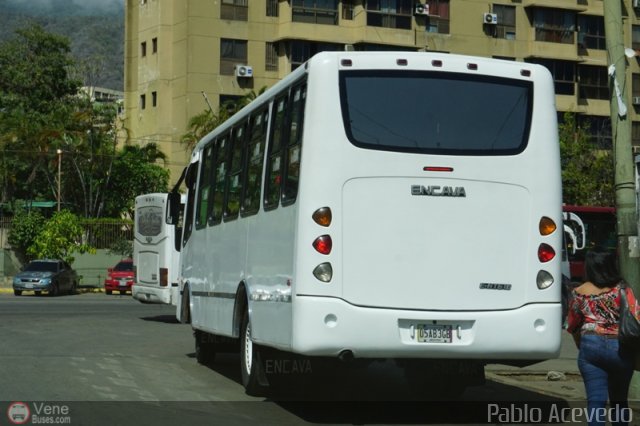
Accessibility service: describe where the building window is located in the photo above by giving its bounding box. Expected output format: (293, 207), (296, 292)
(220, 39), (248, 75)
(141, 41), (147, 57)
(152, 37), (158, 54)
(140, 94), (146, 110)
(152, 91), (157, 107)
(366, 0), (412, 30)
(633, 25), (640, 50)
(578, 15), (605, 50)
(533, 8), (575, 44)
(633, 74), (640, 100)
(221, 0), (248, 21)
(266, 42), (278, 71)
(578, 65), (608, 100)
(289, 40), (342, 71)
(493, 5), (515, 40)
(425, 0), (450, 34)
(632, 122), (640, 148)
(292, 0), (339, 25)
(343, 0), (354, 20)
(266, 0), (279, 17)
(527, 58), (575, 95)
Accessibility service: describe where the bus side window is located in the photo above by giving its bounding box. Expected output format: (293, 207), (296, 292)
(224, 122), (247, 221)
(210, 134), (228, 225)
(282, 84), (306, 205)
(195, 143), (214, 230)
(264, 95), (288, 210)
(242, 107), (268, 216)
(182, 161), (198, 246)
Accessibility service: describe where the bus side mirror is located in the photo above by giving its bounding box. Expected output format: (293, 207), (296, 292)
(166, 192), (180, 225)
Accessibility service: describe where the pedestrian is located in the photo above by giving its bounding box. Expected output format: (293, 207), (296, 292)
(566, 249), (635, 426)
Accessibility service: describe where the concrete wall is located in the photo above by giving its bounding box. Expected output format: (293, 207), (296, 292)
(0, 249), (128, 287)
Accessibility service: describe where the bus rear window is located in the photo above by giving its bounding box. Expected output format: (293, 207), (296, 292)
(339, 70), (532, 155)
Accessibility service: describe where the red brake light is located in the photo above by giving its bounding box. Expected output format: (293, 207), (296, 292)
(538, 243), (555, 263)
(313, 235), (332, 255)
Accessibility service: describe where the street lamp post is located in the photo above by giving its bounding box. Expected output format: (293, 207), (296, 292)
(57, 149), (62, 212)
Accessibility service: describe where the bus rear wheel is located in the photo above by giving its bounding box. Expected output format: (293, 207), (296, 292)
(240, 309), (267, 396)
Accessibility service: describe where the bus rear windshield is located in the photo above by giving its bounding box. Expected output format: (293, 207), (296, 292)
(339, 70), (533, 155)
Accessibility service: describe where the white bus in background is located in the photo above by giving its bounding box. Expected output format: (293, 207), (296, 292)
(168, 51), (563, 396)
(132, 193), (182, 306)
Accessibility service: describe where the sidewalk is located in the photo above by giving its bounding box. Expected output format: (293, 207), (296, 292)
(485, 331), (585, 400)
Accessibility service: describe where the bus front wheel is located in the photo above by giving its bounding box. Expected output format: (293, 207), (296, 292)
(240, 309), (267, 396)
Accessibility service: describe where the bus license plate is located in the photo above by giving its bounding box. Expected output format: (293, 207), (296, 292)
(416, 324), (452, 343)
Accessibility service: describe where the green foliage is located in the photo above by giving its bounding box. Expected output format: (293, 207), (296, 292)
(0, 24), (81, 207)
(0, 24), (165, 219)
(559, 113), (614, 206)
(0, 3), (124, 90)
(108, 239), (133, 259)
(181, 88), (268, 152)
(103, 144), (170, 219)
(82, 217), (133, 250)
(8, 210), (46, 262)
(27, 210), (95, 264)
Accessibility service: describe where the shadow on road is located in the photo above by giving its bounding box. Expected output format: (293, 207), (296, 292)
(140, 314), (180, 324)
(196, 351), (572, 424)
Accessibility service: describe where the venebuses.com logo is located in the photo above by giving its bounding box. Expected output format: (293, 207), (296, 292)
(6, 401), (71, 425)
(7, 402), (30, 425)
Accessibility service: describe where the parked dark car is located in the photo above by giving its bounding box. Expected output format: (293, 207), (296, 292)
(13, 259), (79, 296)
(104, 259), (135, 295)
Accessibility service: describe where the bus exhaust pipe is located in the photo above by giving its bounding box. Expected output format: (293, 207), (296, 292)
(338, 350), (354, 363)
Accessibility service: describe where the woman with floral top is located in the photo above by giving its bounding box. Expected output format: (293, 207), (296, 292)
(567, 249), (635, 426)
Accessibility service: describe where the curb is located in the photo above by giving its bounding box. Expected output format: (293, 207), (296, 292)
(0, 287), (104, 294)
(486, 371), (585, 400)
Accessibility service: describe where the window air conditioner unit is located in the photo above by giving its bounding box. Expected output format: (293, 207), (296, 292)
(235, 65), (253, 78)
(483, 13), (498, 25)
(633, 96), (640, 106)
(414, 3), (429, 16)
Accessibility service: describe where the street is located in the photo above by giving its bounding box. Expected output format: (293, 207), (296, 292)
(0, 292), (611, 425)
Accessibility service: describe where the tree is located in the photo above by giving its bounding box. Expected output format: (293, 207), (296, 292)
(0, 24), (81, 206)
(27, 210), (94, 264)
(102, 143), (169, 219)
(180, 88), (267, 152)
(8, 210), (46, 262)
(559, 113), (614, 206)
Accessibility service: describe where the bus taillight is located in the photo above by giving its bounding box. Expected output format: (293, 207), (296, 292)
(537, 244), (555, 263)
(536, 270), (554, 289)
(160, 267), (168, 287)
(313, 263), (333, 283)
(312, 207), (332, 227)
(313, 235), (332, 255)
(538, 217), (556, 236)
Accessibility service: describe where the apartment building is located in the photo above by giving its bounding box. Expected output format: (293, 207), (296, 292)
(124, 0), (640, 183)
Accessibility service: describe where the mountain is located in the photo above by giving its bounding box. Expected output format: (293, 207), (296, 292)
(0, 0), (124, 90)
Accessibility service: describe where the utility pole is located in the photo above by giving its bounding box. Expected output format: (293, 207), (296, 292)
(604, 0), (640, 396)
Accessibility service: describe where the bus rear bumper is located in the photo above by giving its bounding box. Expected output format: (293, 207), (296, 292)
(291, 296), (562, 360)
(132, 285), (172, 304)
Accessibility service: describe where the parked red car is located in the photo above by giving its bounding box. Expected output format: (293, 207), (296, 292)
(104, 259), (134, 295)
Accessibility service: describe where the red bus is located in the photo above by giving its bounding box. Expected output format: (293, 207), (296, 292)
(562, 205), (616, 281)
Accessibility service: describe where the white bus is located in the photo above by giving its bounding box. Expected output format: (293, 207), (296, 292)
(132, 193), (181, 306)
(169, 51), (563, 396)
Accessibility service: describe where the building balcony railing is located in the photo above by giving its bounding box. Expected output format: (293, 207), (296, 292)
(292, 7), (338, 25)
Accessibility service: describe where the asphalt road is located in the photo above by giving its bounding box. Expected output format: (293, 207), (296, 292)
(0, 292), (586, 425)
